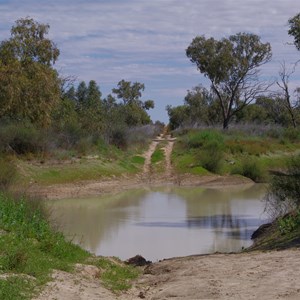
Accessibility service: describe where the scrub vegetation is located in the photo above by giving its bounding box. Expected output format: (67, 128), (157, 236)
(171, 127), (300, 182)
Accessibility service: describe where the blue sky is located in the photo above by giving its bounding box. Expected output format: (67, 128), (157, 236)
(1, 0), (300, 122)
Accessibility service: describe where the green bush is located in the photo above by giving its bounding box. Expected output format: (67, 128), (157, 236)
(264, 154), (300, 219)
(283, 127), (300, 142)
(278, 210), (300, 234)
(187, 130), (224, 149)
(198, 139), (224, 173)
(231, 157), (266, 182)
(0, 122), (46, 155)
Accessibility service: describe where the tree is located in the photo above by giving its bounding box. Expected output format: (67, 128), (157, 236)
(276, 62), (298, 128)
(76, 81), (88, 107)
(75, 80), (104, 133)
(184, 85), (216, 126)
(186, 32), (272, 129)
(256, 96), (290, 126)
(0, 18), (61, 126)
(112, 80), (154, 126)
(288, 13), (300, 51)
(166, 105), (189, 130)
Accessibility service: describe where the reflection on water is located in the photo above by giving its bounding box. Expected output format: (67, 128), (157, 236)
(49, 184), (267, 261)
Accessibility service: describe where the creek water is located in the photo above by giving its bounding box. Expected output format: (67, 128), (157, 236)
(49, 184), (268, 261)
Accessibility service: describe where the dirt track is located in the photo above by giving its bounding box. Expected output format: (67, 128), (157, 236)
(28, 135), (252, 200)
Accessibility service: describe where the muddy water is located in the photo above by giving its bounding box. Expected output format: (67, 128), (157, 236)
(49, 184), (267, 261)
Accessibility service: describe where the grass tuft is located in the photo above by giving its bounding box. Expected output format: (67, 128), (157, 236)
(95, 258), (139, 292)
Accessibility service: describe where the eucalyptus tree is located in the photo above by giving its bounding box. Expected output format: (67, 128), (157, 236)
(112, 80), (154, 126)
(186, 32), (272, 129)
(288, 13), (300, 51)
(0, 17), (60, 126)
(276, 62), (299, 128)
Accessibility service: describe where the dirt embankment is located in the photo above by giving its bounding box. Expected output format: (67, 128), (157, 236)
(28, 134), (252, 200)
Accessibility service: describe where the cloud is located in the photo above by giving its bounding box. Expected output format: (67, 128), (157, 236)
(1, 0), (300, 122)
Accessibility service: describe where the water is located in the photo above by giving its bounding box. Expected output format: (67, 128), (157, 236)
(49, 184), (267, 261)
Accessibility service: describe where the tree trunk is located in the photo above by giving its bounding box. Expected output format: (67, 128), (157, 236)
(223, 118), (230, 130)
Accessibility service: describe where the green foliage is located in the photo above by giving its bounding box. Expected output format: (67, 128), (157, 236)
(0, 18), (61, 126)
(178, 130), (224, 173)
(225, 139), (271, 156)
(278, 211), (300, 234)
(186, 130), (224, 149)
(0, 122), (46, 155)
(288, 13), (300, 51)
(231, 157), (266, 182)
(186, 32), (272, 129)
(96, 258), (139, 292)
(283, 127), (300, 142)
(198, 139), (224, 173)
(112, 80), (154, 127)
(269, 154), (300, 206)
(0, 277), (35, 300)
(0, 193), (89, 282)
(265, 154), (300, 219)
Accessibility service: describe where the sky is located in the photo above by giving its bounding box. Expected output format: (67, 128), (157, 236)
(1, 0), (300, 123)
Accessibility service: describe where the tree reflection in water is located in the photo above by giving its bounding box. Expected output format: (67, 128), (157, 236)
(49, 184), (267, 260)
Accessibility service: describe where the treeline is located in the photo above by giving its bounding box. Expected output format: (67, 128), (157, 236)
(167, 85), (300, 130)
(0, 18), (159, 158)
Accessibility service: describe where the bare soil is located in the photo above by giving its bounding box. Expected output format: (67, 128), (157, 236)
(34, 249), (300, 300)
(31, 136), (300, 299)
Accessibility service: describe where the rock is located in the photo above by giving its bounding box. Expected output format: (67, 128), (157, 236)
(126, 255), (152, 267)
(251, 223), (272, 240)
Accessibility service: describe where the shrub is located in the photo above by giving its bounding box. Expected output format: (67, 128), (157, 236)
(265, 154), (300, 218)
(198, 139), (224, 173)
(0, 122), (46, 155)
(231, 157), (266, 182)
(187, 130), (224, 149)
(283, 127), (300, 142)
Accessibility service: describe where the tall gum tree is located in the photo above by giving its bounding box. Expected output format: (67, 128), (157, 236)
(0, 18), (60, 126)
(186, 32), (272, 129)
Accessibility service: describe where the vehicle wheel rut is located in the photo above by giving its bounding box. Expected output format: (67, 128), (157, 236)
(141, 132), (176, 182)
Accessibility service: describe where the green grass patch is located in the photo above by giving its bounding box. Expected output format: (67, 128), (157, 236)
(18, 153), (145, 185)
(172, 128), (300, 179)
(0, 193), (90, 298)
(151, 149), (165, 164)
(95, 258), (139, 292)
(0, 276), (35, 300)
(130, 155), (145, 165)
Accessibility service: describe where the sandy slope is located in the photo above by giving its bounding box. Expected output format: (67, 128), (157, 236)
(34, 249), (300, 300)
(124, 249), (300, 300)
